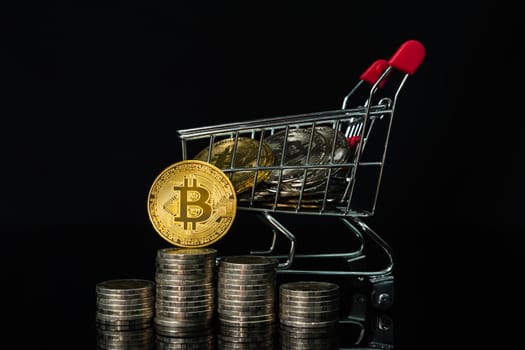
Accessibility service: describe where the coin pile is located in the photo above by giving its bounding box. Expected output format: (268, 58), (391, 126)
(216, 255), (279, 349)
(278, 281), (341, 350)
(95, 278), (156, 349)
(226, 126), (353, 209)
(153, 247), (217, 340)
(263, 126), (350, 194)
(193, 137), (275, 194)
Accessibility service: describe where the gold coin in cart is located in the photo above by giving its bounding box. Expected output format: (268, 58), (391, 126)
(147, 159), (237, 248)
(193, 137), (274, 194)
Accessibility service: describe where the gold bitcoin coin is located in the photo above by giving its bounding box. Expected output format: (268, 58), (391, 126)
(147, 160), (237, 248)
(193, 137), (274, 194)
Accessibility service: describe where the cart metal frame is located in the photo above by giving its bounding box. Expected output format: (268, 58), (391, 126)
(177, 40), (424, 276)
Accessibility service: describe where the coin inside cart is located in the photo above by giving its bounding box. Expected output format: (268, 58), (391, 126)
(193, 137), (275, 194)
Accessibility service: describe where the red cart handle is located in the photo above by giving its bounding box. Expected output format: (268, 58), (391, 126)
(359, 39), (426, 86)
(360, 59), (389, 85)
(388, 39), (425, 75)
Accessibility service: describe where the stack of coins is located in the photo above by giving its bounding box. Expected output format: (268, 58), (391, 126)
(153, 247), (217, 341)
(95, 278), (155, 349)
(278, 281), (341, 350)
(216, 255), (279, 350)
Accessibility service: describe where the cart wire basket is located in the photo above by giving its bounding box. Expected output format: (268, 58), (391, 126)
(176, 40), (425, 276)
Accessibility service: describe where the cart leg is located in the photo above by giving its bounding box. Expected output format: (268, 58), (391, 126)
(276, 217), (393, 276)
(253, 212), (296, 269)
(250, 228), (277, 255)
(253, 215), (366, 263)
(250, 214), (393, 275)
(342, 217), (394, 276)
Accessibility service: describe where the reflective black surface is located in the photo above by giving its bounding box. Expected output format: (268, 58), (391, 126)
(5, 0), (525, 348)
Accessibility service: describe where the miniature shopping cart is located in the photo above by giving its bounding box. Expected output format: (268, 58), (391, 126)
(176, 40), (425, 281)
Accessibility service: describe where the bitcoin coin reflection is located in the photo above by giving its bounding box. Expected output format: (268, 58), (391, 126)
(147, 160), (237, 248)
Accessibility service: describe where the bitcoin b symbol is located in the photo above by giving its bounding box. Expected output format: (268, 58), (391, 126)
(172, 177), (212, 230)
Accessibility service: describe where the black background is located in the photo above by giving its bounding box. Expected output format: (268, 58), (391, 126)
(3, 1), (524, 348)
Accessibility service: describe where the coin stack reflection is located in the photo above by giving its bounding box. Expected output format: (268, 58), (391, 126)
(216, 255), (278, 350)
(95, 279), (155, 349)
(153, 247), (217, 344)
(155, 333), (214, 350)
(279, 281), (341, 350)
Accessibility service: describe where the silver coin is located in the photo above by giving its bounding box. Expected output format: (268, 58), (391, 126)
(156, 263), (215, 273)
(217, 318), (275, 327)
(218, 296), (275, 305)
(279, 324), (338, 337)
(156, 296), (214, 306)
(155, 298), (213, 307)
(218, 290), (275, 299)
(279, 318), (338, 328)
(280, 298), (339, 306)
(218, 303), (274, 313)
(96, 279), (155, 295)
(218, 280), (274, 287)
(315, 126), (350, 162)
(217, 270), (276, 278)
(155, 279), (215, 288)
(218, 275), (275, 284)
(280, 301), (338, 309)
(155, 303), (215, 313)
(154, 316), (213, 327)
(217, 297), (274, 306)
(96, 319), (152, 331)
(157, 292), (214, 301)
(219, 255), (279, 268)
(279, 311), (339, 322)
(96, 311), (155, 320)
(156, 291), (214, 301)
(96, 304), (155, 313)
(264, 128), (329, 183)
(279, 281), (339, 295)
(97, 296), (155, 306)
(218, 284), (275, 293)
(157, 247), (218, 259)
(279, 294), (339, 303)
(155, 276), (215, 284)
